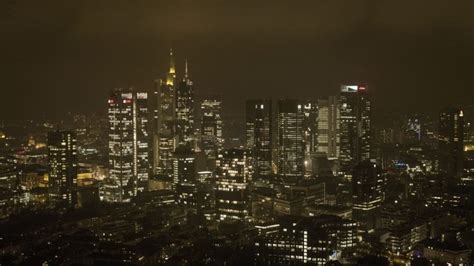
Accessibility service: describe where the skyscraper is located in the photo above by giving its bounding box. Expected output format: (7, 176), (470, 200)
(302, 101), (318, 175)
(176, 60), (195, 148)
(215, 149), (251, 221)
(173, 145), (199, 211)
(339, 85), (372, 177)
(152, 49), (177, 176)
(47, 130), (78, 208)
(173, 145), (196, 185)
(107, 89), (149, 202)
(200, 99), (223, 159)
(278, 99), (305, 177)
(317, 96), (340, 159)
(246, 99), (273, 178)
(439, 107), (464, 179)
(352, 160), (383, 231)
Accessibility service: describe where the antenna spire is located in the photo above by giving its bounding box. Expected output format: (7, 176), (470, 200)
(166, 48), (176, 86)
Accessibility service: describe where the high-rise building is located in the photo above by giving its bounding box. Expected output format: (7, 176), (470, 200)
(107, 89), (149, 202)
(152, 49), (177, 176)
(173, 146), (196, 185)
(339, 85), (371, 177)
(246, 99), (273, 178)
(352, 160), (383, 231)
(173, 145), (200, 213)
(317, 96), (340, 159)
(200, 99), (223, 159)
(302, 101), (318, 175)
(47, 130), (78, 208)
(176, 60), (195, 148)
(215, 149), (250, 221)
(302, 101), (318, 152)
(277, 99), (305, 177)
(439, 107), (464, 179)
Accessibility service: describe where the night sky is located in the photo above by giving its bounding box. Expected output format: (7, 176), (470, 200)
(1, 0), (473, 122)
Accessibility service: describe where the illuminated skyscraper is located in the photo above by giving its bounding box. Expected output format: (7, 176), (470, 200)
(152, 49), (177, 176)
(107, 89), (149, 202)
(173, 145), (199, 210)
(352, 160), (383, 231)
(246, 99), (273, 178)
(215, 149), (251, 221)
(200, 99), (223, 159)
(47, 130), (78, 208)
(278, 99), (305, 177)
(173, 145), (196, 185)
(439, 107), (464, 179)
(302, 101), (318, 175)
(317, 96), (340, 159)
(176, 60), (195, 148)
(339, 85), (371, 177)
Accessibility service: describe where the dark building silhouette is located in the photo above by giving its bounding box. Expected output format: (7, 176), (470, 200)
(439, 107), (465, 179)
(352, 160), (383, 231)
(339, 85), (372, 178)
(173, 145), (196, 186)
(302, 101), (318, 175)
(246, 99), (273, 179)
(176, 60), (195, 148)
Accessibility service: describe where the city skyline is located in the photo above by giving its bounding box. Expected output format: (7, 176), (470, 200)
(0, 2), (473, 265)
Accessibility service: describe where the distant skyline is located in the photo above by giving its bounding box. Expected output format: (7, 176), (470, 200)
(1, 0), (472, 121)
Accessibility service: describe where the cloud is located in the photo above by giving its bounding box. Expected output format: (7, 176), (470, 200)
(0, 0), (472, 120)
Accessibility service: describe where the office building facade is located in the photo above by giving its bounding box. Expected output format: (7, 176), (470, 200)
(47, 130), (78, 208)
(107, 89), (149, 202)
(246, 99), (273, 178)
(200, 99), (223, 159)
(339, 85), (372, 176)
(278, 99), (305, 177)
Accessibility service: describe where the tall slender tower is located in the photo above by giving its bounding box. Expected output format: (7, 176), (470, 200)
(278, 99), (305, 177)
(200, 99), (223, 160)
(152, 49), (177, 177)
(339, 85), (371, 178)
(176, 60), (195, 148)
(317, 96), (340, 159)
(48, 130), (77, 208)
(166, 48), (176, 86)
(107, 89), (149, 202)
(439, 107), (464, 180)
(302, 101), (318, 175)
(246, 99), (273, 178)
